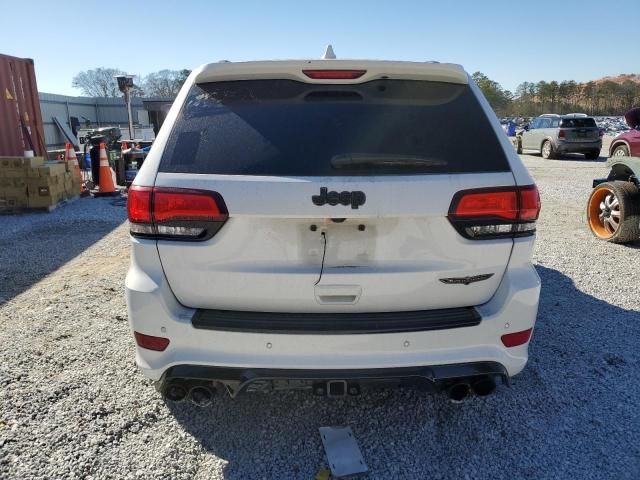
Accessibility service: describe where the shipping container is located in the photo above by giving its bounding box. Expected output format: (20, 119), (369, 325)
(0, 53), (47, 157)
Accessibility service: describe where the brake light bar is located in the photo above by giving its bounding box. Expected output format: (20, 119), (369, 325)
(448, 185), (540, 239)
(302, 69), (366, 80)
(127, 186), (228, 241)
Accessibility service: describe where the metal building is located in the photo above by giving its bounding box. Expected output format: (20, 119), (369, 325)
(39, 93), (174, 150)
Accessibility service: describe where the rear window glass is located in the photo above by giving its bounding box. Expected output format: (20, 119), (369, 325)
(560, 118), (596, 128)
(159, 79), (510, 176)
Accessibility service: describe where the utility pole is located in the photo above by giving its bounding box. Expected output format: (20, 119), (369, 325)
(114, 75), (135, 141)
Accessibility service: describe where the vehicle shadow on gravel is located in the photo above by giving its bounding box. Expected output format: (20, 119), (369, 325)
(0, 198), (126, 304)
(553, 154), (607, 162)
(166, 264), (640, 480)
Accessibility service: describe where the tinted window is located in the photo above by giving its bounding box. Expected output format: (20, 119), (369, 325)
(159, 79), (510, 176)
(560, 118), (597, 128)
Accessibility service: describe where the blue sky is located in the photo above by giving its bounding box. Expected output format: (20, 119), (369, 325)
(2, 0), (638, 96)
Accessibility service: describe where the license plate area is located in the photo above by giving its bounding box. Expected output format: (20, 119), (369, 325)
(321, 219), (380, 267)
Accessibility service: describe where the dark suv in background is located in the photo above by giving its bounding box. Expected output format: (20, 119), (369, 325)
(516, 114), (601, 159)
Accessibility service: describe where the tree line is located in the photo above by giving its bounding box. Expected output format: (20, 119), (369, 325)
(473, 71), (640, 117)
(72, 68), (191, 98)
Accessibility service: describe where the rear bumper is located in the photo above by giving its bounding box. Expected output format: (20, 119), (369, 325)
(157, 361), (509, 398)
(126, 238), (540, 382)
(192, 306), (481, 334)
(556, 140), (601, 153)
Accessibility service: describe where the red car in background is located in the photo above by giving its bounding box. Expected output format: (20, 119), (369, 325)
(609, 108), (640, 157)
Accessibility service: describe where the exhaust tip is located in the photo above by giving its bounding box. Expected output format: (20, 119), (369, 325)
(447, 382), (470, 403)
(471, 376), (496, 397)
(189, 385), (216, 407)
(164, 383), (188, 402)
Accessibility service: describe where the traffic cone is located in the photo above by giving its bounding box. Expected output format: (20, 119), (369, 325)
(95, 142), (118, 196)
(64, 143), (82, 195)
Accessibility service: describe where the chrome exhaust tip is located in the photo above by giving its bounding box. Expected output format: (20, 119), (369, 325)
(471, 376), (496, 397)
(447, 382), (470, 403)
(164, 383), (188, 402)
(189, 385), (216, 407)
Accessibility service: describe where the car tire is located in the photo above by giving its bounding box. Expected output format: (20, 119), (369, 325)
(585, 150), (600, 160)
(587, 181), (640, 243)
(611, 145), (630, 158)
(541, 140), (556, 159)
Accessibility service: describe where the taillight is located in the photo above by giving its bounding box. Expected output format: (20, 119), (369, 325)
(134, 331), (170, 351)
(558, 129), (566, 138)
(302, 69), (366, 80)
(501, 328), (533, 347)
(448, 185), (540, 239)
(127, 186), (228, 241)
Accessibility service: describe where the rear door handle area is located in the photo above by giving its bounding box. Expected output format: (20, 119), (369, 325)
(315, 284), (362, 305)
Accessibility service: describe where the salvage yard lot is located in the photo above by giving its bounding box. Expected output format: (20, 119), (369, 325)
(1, 143), (639, 479)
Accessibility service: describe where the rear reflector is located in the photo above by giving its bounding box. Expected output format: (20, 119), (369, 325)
(134, 331), (170, 351)
(448, 185), (540, 239)
(128, 186), (228, 241)
(302, 69), (366, 80)
(501, 328), (533, 347)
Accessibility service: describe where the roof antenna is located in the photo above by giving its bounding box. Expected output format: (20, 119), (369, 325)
(322, 44), (336, 59)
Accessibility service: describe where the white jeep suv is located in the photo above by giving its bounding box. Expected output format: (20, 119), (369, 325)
(125, 59), (541, 404)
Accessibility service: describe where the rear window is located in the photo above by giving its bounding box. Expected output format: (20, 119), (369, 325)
(560, 118), (597, 128)
(159, 79), (510, 176)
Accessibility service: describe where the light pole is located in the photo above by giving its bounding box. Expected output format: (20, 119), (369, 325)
(114, 75), (135, 141)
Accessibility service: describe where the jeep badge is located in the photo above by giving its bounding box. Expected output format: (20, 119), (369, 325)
(312, 187), (366, 209)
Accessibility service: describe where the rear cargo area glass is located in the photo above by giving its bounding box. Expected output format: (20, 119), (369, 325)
(159, 79), (510, 176)
(560, 118), (597, 128)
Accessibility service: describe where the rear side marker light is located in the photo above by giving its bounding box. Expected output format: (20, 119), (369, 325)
(448, 185), (540, 240)
(302, 69), (366, 80)
(134, 331), (170, 351)
(501, 328), (533, 347)
(127, 186), (228, 241)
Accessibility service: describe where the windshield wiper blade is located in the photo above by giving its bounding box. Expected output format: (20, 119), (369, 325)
(331, 154), (448, 169)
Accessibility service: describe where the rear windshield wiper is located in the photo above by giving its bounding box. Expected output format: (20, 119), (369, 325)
(331, 154), (448, 169)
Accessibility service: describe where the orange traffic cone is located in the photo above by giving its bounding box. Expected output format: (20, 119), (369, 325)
(64, 143), (82, 195)
(95, 142), (118, 196)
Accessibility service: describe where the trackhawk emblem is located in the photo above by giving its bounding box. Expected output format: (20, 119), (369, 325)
(312, 187), (366, 209)
(439, 273), (494, 286)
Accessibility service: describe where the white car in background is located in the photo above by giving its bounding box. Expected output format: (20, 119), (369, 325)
(125, 55), (541, 405)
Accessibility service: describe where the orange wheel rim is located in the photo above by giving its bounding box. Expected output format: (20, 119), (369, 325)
(588, 187), (620, 239)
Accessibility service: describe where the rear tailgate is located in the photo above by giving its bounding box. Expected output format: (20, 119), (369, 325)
(152, 70), (517, 313)
(155, 172), (515, 312)
(561, 117), (599, 142)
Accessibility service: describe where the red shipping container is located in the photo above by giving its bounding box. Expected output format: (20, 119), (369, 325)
(0, 53), (47, 157)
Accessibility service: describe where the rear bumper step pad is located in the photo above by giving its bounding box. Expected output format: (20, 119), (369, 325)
(191, 307), (481, 334)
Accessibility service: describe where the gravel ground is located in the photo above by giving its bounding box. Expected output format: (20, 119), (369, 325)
(1, 144), (639, 479)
